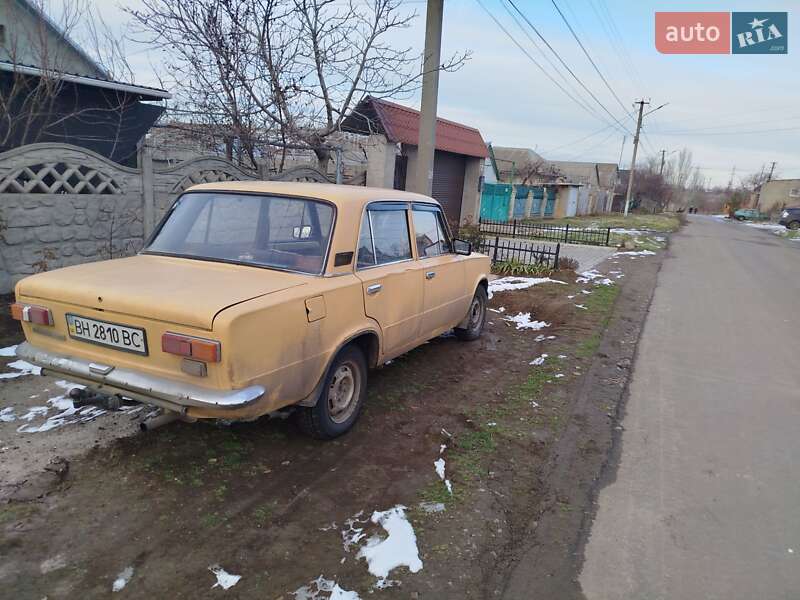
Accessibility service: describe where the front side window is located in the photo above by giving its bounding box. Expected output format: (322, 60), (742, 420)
(412, 207), (452, 258)
(356, 207), (412, 268)
(146, 192), (334, 274)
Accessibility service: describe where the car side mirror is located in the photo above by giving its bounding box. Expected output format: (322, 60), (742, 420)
(453, 238), (472, 255)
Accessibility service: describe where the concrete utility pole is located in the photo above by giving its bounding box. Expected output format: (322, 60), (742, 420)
(767, 161), (776, 181)
(412, 0), (444, 196)
(659, 149), (667, 175)
(624, 99), (649, 216)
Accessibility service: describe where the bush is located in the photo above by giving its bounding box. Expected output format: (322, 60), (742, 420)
(457, 217), (483, 252)
(492, 258), (552, 277)
(556, 256), (578, 272)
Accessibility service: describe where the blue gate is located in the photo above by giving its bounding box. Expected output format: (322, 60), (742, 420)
(513, 185), (529, 218)
(531, 186), (544, 215)
(480, 183), (512, 221)
(544, 187), (556, 217)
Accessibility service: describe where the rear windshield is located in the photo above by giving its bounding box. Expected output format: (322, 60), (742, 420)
(145, 192), (334, 275)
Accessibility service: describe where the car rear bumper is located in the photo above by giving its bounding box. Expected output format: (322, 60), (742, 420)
(16, 342), (265, 414)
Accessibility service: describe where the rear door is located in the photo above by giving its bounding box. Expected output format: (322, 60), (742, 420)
(411, 204), (467, 334)
(355, 203), (423, 356)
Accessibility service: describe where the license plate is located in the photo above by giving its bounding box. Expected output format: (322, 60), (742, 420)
(66, 314), (148, 355)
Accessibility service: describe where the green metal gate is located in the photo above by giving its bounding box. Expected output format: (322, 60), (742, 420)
(480, 183), (512, 221)
(544, 187), (556, 217)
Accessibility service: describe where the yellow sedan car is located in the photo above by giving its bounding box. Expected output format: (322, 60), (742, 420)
(13, 182), (490, 438)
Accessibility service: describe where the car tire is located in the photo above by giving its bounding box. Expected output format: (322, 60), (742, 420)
(294, 345), (367, 440)
(735, 216), (745, 221)
(455, 285), (488, 341)
(789, 221), (800, 230)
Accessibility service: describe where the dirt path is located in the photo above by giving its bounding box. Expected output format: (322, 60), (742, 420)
(0, 250), (663, 599)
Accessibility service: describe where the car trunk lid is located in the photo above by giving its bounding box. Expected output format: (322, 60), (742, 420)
(17, 254), (307, 330)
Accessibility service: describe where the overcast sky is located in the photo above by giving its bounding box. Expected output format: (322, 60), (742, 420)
(68, 0), (800, 185)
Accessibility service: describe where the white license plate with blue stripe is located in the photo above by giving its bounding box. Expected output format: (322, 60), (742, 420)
(66, 314), (148, 355)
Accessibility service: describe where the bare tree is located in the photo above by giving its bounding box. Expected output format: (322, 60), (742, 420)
(518, 158), (561, 185)
(127, 0), (469, 171)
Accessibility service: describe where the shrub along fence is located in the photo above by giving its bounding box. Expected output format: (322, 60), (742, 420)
(479, 217), (611, 247)
(479, 235), (560, 270)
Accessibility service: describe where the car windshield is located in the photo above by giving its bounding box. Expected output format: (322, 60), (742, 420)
(145, 192), (334, 275)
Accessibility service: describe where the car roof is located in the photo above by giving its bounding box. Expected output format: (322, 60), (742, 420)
(185, 181), (440, 209)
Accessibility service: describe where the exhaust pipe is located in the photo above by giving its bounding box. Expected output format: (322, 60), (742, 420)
(140, 411), (180, 432)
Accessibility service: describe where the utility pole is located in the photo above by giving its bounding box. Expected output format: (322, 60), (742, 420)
(624, 99), (649, 216)
(659, 149), (666, 175)
(617, 135), (626, 168)
(412, 0), (444, 196)
(767, 161), (776, 181)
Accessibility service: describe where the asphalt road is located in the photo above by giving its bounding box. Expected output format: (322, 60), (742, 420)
(580, 216), (800, 600)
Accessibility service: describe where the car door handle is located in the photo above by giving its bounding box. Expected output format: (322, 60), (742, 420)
(425, 271), (436, 280)
(367, 283), (382, 295)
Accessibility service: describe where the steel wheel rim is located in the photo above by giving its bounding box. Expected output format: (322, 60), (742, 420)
(469, 296), (484, 330)
(328, 363), (359, 424)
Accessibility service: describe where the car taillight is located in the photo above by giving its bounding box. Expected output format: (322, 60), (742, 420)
(161, 332), (221, 362)
(10, 302), (53, 326)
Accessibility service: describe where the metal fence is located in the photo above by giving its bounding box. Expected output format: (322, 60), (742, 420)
(479, 236), (560, 270)
(479, 217), (611, 247)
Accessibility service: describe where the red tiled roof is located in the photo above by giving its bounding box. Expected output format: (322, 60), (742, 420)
(364, 97), (488, 159)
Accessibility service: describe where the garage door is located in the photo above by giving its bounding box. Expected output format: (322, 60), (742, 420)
(431, 150), (466, 225)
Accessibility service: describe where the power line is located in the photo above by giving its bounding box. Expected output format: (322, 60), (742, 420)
(503, 0), (632, 135)
(473, 0), (620, 129)
(549, 0), (630, 117)
(498, 1), (603, 122)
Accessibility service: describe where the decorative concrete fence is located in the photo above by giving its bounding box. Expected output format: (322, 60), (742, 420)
(0, 143), (332, 293)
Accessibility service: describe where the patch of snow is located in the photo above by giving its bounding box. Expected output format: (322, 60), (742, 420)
(19, 406), (49, 421)
(54, 379), (85, 391)
(575, 304), (588, 310)
(112, 566), (134, 592)
(612, 250), (656, 257)
(558, 354), (567, 359)
(0, 407), (16, 422)
(439, 443), (446, 454)
(555, 374), (564, 379)
(209, 565), (241, 590)
(488, 276), (565, 298)
(342, 511), (367, 552)
(744, 222), (785, 232)
(504, 313), (549, 331)
(433, 458), (446, 481)
(530, 354), (548, 366)
(293, 576), (361, 600)
(577, 270), (614, 286)
(419, 501), (446, 513)
(530, 400), (539, 408)
(581, 289), (592, 295)
(610, 228), (652, 236)
(488, 307), (506, 313)
(6, 359), (42, 376)
(0, 345), (17, 357)
(444, 479), (453, 494)
(356, 506), (422, 584)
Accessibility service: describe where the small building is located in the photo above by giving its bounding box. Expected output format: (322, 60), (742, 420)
(756, 179), (800, 214)
(341, 96), (488, 225)
(0, 0), (170, 165)
(548, 160), (618, 214)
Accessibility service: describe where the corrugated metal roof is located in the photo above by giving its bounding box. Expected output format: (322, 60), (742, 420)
(0, 61), (171, 100)
(343, 96), (488, 158)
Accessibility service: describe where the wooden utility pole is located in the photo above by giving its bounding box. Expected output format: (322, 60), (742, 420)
(412, 0), (444, 196)
(624, 99), (649, 216)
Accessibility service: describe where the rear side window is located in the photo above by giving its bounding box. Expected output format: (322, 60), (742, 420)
(357, 207), (412, 268)
(412, 207), (452, 257)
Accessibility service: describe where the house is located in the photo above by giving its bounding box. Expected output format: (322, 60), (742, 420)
(548, 160), (618, 214)
(341, 96), (488, 225)
(491, 146), (560, 184)
(0, 0), (169, 165)
(756, 179), (800, 214)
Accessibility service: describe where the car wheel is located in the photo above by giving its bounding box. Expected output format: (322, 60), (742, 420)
(735, 216), (745, 221)
(294, 345), (367, 440)
(789, 221), (800, 230)
(455, 285), (488, 341)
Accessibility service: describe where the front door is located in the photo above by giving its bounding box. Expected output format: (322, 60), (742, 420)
(411, 205), (467, 335)
(355, 204), (422, 356)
